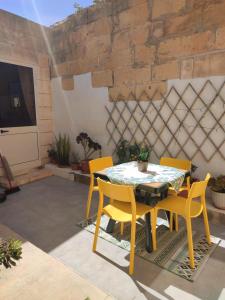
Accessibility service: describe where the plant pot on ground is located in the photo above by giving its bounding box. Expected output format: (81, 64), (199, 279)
(209, 175), (225, 209)
(47, 148), (57, 164)
(137, 145), (150, 173)
(76, 132), (102, 174)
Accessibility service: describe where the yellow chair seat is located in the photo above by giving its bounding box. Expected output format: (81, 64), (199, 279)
(103, 201), (153, 222)
(157, 196), (203, 218)
(169, 185), (188, 193)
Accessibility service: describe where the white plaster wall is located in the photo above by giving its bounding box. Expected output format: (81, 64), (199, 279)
(51, 73), (114, 161)
(51, 73), (225, 179)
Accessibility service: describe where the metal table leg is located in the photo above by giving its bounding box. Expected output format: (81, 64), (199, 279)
(145, 212), (153, 253)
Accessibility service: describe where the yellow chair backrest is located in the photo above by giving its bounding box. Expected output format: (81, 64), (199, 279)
(160, 157), (191, 171)
(97, 178), (135, 204)
(188, 173), (210, 199)
(185, 173), (211, 213)
(89, 157), (113, 174)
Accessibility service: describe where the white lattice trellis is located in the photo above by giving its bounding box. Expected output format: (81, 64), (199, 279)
(105, 80), (225, 162)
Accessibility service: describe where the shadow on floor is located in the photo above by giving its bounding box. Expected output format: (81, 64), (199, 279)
(0, 176), (95, 252)
(0, 176), (225, 300)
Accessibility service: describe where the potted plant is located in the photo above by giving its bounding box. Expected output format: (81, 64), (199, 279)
(47, 147), (57, 164)
(116, 140), (129, 164)
(70, 152), (80, 171)
(128, 143), (140, 162)
(209, 175), (225, 209)
(76, 132), (101, 174)
(137, 145), (150, 172)
(55, 134), (71, 167)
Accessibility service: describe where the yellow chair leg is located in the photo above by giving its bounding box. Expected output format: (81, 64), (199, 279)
(186, 218), (195, 269)
(129, 221), (136, 275)
(154, 208), (159, 250)
(169, 212), (173, 232)
(120, 222), (124, 235)
(151, 210), (157, 251)
(202, 205), (211, 245)
(92, 210), (102, 252)
(86, 185), (93, 219)
(175, 214), (179, 232)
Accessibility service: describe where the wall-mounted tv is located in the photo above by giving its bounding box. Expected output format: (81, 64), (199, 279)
(0, 62), (36, 128)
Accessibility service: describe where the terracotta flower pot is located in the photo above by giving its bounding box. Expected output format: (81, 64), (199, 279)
(81, 160), (90, 174)
(71, 162), (80, 171)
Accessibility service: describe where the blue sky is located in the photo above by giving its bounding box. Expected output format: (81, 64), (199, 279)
(0, 0), (93, 26)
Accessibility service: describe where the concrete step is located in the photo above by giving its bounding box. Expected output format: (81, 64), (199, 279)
(45, 163), (90, 184)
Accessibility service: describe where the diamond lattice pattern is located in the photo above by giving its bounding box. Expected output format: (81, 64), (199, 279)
(106, 80), (225, 162)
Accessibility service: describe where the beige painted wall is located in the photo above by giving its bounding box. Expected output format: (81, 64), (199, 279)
(50, 0), (225, 102)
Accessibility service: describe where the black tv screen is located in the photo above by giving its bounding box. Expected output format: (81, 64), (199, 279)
(0, 62), (36, 128)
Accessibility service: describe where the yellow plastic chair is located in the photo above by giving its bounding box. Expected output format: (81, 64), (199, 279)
(160, 157), (192, 231)
(160, 157), (192, 194)
(93, 178), (156, 275)
(154, 174), (211, 269)
(86, 157), (113, 219)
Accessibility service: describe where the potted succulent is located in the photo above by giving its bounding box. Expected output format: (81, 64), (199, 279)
(209, 175), (225, 209)
(137, 145), (150, 172)
(76, 132), (101, 174)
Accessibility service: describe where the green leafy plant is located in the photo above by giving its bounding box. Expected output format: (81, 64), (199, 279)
(138, 145), (150, 162)
(76, 132), (101, 160)
(0, 239), (22, 269)
(128, 143), (140, 161)
(116, 141), (151, 163)
(209, 175), (225, 193)
(116, 140), (129, 163)
(55, 134), (71, 166)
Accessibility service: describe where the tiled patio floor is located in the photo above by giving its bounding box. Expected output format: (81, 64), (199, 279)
(0, 176), (224, 300)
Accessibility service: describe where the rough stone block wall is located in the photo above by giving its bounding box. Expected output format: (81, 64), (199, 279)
(49, 0), (225, 100)
(0, 10), (53, 178)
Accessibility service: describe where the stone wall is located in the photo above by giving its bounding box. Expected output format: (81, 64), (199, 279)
(0, 10), (53, 181)
(49, 0), (225, 100)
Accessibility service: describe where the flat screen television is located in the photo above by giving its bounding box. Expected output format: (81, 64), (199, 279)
(0, 62), (36, 128)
